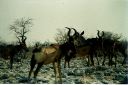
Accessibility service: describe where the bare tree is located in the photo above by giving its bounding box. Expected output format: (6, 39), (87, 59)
(102, 31), (121, 41)
(34, 41), (42, 48)
(54, 28), (68, 44)
(10, 17), (33, 44)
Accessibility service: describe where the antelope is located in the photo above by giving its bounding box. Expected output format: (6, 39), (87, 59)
(63, 27), (76, 68)
(84, 30), (104, 66)
(0, 42), (28, 69)
(119, 40), (128, 65)
(111, 40), (128, 67)
(28, 28), (76, 83)
(65, 28), (127, 67)
(64, 28), (96, 67)
(100, 35), (124, 67)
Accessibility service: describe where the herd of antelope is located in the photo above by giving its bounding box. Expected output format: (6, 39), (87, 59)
(0, 27), (127, 83)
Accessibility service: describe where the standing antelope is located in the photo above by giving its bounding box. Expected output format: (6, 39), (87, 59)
(64, 28), (97, 67)
(28, 28), (76, 83)
(0, 42), (28, 69)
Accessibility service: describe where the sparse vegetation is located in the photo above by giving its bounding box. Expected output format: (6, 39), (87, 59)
(0, 25), (127, 84)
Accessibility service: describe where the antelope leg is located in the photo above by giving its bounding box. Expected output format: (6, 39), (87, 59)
(53, 62), (57, 83)
(58, 60), (62, 83)
(34, 63), (43, 78)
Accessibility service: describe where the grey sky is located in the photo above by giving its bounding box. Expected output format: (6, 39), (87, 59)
(0, 0), (128, 45)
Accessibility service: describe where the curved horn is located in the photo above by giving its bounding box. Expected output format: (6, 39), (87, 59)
(97, 30), (100, 37)
(65, 27), (71, 37)
(101, 31), (104, 37)
(72, 28), (77, 35)
(65, 27), (70, 29)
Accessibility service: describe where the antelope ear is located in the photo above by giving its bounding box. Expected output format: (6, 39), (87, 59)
(80, 31), (84, 35)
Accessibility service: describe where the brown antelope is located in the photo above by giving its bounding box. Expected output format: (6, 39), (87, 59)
(90, 30), (104, 65)
(28, 28), (76, 83)
(119, 40), (128, 66)
(64, 28), (105, 67)
(64, 28), (127, 67)
(0, 42), (28, 69)
(63, 28), (92, 67)
(102, 39), (128, 67)
(63, 27), (76, 68)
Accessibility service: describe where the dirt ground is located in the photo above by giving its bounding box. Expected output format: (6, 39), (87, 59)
(0, 56), (127, 84)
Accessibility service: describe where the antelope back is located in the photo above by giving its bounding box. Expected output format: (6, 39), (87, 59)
(34, 45), (61, 64)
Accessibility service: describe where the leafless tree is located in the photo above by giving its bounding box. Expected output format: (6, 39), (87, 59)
(54, 28), (68, 44)
(10, 17), (33, 44)
(102, 31), (122, 41)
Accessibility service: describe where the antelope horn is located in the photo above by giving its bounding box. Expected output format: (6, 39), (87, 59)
(72, 28), (77, 35)
(101, 31), (104, 37)
(65, 27), (70, 29)
(65, 27), (71, 37)
(97, 30), (100, 37)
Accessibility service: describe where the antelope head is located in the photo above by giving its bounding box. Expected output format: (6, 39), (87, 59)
(71, 28), (86, 47)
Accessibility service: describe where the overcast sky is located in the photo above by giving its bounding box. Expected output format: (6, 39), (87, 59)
(0, 0), (128, 45)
